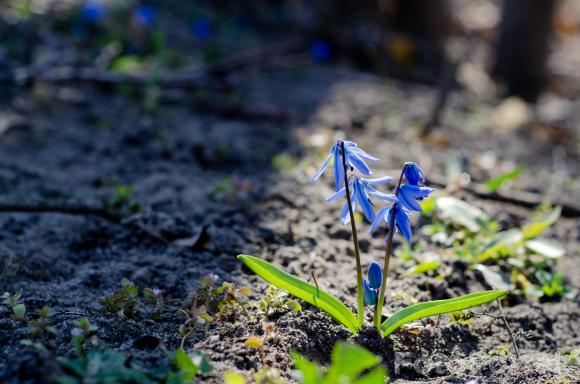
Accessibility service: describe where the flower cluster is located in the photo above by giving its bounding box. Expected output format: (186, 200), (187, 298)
(369, 162), (434, 243)
(363, 261), (383, 305)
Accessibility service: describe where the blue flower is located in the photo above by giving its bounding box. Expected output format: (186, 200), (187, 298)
(367, 261), (382, 289)
(312, 140), (379, 191)
(80, 2), (106, 23)
(369, 203), (413, 243)
(398, 184), (434, 213)
(363, 279), (377, 305)
(134, 4), (156, 27)
(310, 40), (331, 62)
(404, 162), (425, 186)
(326, 177), (396, 224)
(192, 18), (212, 41)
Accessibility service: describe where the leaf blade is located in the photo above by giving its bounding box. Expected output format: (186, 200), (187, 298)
(238, 255), (359, 333)
(380, 290), (507, 337)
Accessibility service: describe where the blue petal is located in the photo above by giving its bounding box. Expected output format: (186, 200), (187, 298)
(363, 279), (378, 305)
(369, 206), (389, 234)
(340, 199), (357, 224)
(363, 176), (393, 185)
(333, 147), (344, 191)
(354, 181), (375, 222)
(311, 153), (332, 182)
(404, 162), (425, 186)
(368, 191), (398, 203)
(368, 261), (383, 289)
(395, 207), (413, 243)
(350, 147), (379, 163)
(325, 185), (347, 202)
(346, 151), (372, 175)
(398, 188), (424, 213)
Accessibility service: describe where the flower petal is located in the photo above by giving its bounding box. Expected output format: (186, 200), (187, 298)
(363, 176), (393, 185)
(395, 206), (413, 243)
(325, 185), (347, 202)
(350, 147), (379, 163)
(354, 182), (375, 223)
(346, 151), (372, 175)
(369, 191), (398, 203)
(369, 206), (389, 234)
(311, 153), (332, 182)
(333, 147), (344, 191)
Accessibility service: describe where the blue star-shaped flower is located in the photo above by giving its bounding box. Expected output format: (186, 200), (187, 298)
(369, 203), (413, 243)
(312, 140), (379, 191)
(326, 177), (396, 224)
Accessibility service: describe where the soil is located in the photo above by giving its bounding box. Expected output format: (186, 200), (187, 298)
(1, 67), (579, 384)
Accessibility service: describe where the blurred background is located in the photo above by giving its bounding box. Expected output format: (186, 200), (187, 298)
(0, 0), (579, 203)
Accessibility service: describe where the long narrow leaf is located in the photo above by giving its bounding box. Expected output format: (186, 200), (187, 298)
(380, 290), (507, 337)
(238, 255), (359, 333)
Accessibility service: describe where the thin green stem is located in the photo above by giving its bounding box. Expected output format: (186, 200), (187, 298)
(374, 165), (407, 327)
(340, 141), (364, 329)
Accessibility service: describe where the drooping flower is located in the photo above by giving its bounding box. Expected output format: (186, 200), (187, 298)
(312, 140), (379, 191)
(80, 1), (106, 23)
(310, 40), (331, 62)
(367, 261), (383, 289)
(363, 279), (377, 305)
(192, 18), (212, 41)
(369, 203), (413, 243)
(404, 162), (425, 186)
(133, 4), (156, 27)
(325, 177), (396, 224)
(398, 184), (434, 213)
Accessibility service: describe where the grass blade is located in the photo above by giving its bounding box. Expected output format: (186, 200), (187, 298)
(238, 255), (359, 333)
(380, 290), (507, 337)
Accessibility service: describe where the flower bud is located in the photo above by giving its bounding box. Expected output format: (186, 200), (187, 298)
(367, 261), (383, 289)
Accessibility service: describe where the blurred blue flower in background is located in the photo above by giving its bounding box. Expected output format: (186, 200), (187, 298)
(134, 4), (156, 27)
(80, 1), (106, 23)
(310, 40), (331, 62)
(192, 18), (212, 41)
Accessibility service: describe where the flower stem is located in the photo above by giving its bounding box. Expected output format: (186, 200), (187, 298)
(340, 141), (364, 329)
(374, 165), (407, 328)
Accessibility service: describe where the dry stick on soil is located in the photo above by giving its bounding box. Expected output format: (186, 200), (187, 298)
(340, 141), (365, 329)
(0, 203), (169, 243)
(426, 176), (580, 218)
(470, 301), (521, 360)
(374, 167), (406, 327)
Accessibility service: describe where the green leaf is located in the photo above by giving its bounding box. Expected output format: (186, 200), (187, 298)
(436, 197), (488, 232)
(522, 206), (561, 239)
(292, 352), (322, 384)
(238, 255), (358, 333)
(224, 372), (247, 384)
(380, 290), (507, 337)
(405, 261), (440, 275)
(485, 165), (525, 192)
(478, 228), (523, 262)
(352, 366), (387, 384)
(326, 342), (381, 380)
(525, 239), (565, 259)
(13, 303), (26, 319)
(174, 348), (198, 381)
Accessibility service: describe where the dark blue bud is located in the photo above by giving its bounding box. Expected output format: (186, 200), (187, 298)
(134, 4), (156, 27)
(363, 279), (377, 306)
(81, 2), (106, 23)
(192, 18), (212, 41)
(367, 261), (383, 289)
(404, 162), (425, 186)
(310, 40), (331, 63)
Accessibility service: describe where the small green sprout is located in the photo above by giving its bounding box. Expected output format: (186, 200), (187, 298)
(20, 306), (58, 350)
(99, 278), (141, 318)
(1, 291), (26, 320)
(71, 318), (99, 357)
(103, 184), (141, 216)
(487, 344), (511, 357)
(256, 285), (302, 319)
(449, 310), (474, 325)
(565, 348), (579, 366)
